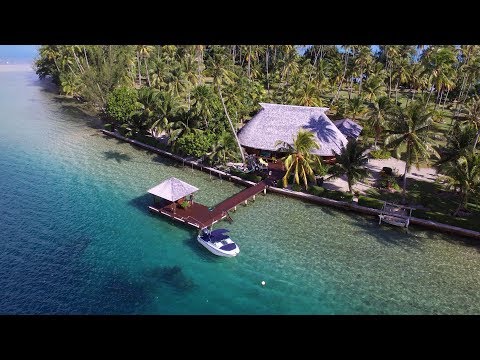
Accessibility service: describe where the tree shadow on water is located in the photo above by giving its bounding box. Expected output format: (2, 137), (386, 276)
(143, 265), (197, 294)
(95, 274), (151, 314)
(303, 202), (424, 250)
(128, 193), (155, 215)
(351, 219), (425, 251)
(103, 150), (132, 163)
(304, 202), (339, 217)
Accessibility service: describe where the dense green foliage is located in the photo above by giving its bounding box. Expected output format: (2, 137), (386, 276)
(106, 86), (139, 124)
(358, 196), (385, 209)
(307, 185), (326, 196)
(370, 149), (391, 159)
(328, 139), (369, 193)
(174, 131), (214, 158)
(229, 168), (263, 183)
(275, 129), (323, 189)
(34, 44), (480, 225)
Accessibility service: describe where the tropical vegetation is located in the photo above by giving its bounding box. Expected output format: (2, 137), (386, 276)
(328, 139), (369, 193)
(35, 44), (480, 228)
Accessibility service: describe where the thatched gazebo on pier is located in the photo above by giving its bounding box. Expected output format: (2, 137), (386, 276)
(148, 177), (199, 214)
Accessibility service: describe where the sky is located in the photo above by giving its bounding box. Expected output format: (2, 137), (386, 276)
(0, 45), (38, 64)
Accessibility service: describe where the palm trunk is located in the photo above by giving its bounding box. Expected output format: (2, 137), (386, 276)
(333, 53), (349, 104)
(453, 192), (467, 216)
(402, 162), (408, 203)
(388, 65), (393, 98)
(358, 68), (363, 96)
(434, 89), (441, 111)
(71, 48), (85, 74)
(218, 86), (245, 164)
(137, 52), (142, 86)
(374, 125), (380, 149)
(442, 88), (450, 108)
(144, 58), (151, 87)
(348, 178), (353, 194)
(348, 76), (354, 99)
(266, 45), (270, 91)
(395, 79), (400, 103)
(83, 46), (90, 69)
(426, 86), (434, 107)
(473, 130), (480, 150)
(247, 45), (251, 79)
(402, 145), (411, 203)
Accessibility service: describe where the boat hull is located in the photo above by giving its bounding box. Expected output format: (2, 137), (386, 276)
(197, 236), (240, 257)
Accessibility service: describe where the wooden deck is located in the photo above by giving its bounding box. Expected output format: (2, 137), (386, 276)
(149, 181), (267, 229)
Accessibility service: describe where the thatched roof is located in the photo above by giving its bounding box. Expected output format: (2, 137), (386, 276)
(238, 103), (348, 156)
(334, 118), (363, 139)
(147, 177), (199, 201)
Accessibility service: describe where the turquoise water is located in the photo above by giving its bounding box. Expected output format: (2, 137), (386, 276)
(1, 67), (480, 314)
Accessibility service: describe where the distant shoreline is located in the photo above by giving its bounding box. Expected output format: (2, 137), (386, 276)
(0, 64), (33, 72)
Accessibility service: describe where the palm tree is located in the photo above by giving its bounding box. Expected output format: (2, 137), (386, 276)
(442, 153), (480, 216)
(460, 95), (480, 149)
(137, 45), (154, 86)
(275, 129), (322, 189)
(207, 49), (245, 164)
(190, 85), (218, 129)
(295, 82), (323, 107)
(437, 123), (477, 168)
(408, 62), (428, 104)
(385, 102), (440, 202)
(354, 45), (373, 96)
(362, 74), (386, 102)
(207, 131), (240, 165)
(345, 97), (367, 120)
(328, 139), (369, 193)
(367, 96), (393, 148)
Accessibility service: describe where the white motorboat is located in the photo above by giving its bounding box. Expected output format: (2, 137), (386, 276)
(197, 228), (240, 257)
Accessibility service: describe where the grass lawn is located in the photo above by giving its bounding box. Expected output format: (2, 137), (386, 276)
(364, 178), (480, 232)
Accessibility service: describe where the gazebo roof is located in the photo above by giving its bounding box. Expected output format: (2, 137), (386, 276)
(147, 177), (199, 202)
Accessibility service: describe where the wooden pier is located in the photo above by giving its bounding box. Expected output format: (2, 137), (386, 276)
(149, 181), (267, 229)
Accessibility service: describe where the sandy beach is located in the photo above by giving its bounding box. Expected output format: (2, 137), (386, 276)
(323, 157), (437, 194)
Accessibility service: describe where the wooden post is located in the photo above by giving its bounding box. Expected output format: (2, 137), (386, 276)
(244, 200), (247, 206)
(263, 188), (267, 195)
(233, 206), (237, 212)
(253, 195), (256, 201)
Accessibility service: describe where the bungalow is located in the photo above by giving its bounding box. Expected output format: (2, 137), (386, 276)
(237, 103), (348, 162)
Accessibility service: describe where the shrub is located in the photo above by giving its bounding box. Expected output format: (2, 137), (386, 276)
(245, 173), (262, 183)
(117, 123), (130, 136)
(292, 183), (303, 192)
(379, 175), (401, 190)
(308, 185), (325, 196)
(358, 196), (384, 209)
(229, 168), (262, 183)
(180, 200), (190, 209)
(104, 123), (113, 131)
(323, 190), (354, 201)
(175, 132), (214, 158)
(370, 149), (391, 159)
(105, 86), (139, 124)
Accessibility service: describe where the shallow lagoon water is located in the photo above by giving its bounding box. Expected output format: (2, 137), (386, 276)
(1, 67), (479, 314)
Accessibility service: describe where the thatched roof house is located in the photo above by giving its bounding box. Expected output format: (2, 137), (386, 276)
(238, 103), (348, 157)
(333, 118), (363, 139)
